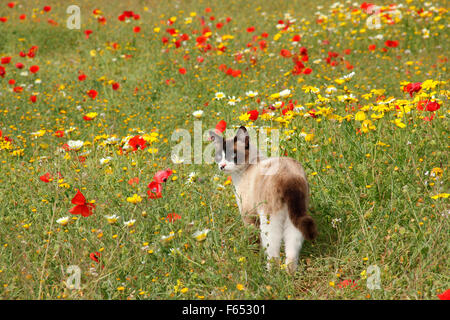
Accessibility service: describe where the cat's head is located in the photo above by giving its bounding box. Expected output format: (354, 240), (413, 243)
(209, 126), (252, 173)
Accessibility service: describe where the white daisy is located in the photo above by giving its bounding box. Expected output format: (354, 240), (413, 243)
(105, 215), (119, 224)
(227, 96), (241, 106)
(56, 216), (70, 226)
(214, 92), (225, 100)
(246, 91), (258, 97)
(192, 229), (210, 241)
(279, 89), (291, 97)
(124, 219), (136, 227)
(192, 110), (204, 119)
(67, 140), (84, 151)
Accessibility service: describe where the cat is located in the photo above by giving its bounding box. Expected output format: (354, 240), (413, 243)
(210, 126), (317, 274)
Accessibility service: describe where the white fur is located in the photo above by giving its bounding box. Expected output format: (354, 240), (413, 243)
(218, 151), (237, 172)
(258, 206), (304, 273)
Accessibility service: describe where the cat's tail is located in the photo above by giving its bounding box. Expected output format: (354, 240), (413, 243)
(282, 177), (318, 241)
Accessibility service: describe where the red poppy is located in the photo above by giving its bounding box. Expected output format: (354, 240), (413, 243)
(179, 67), (187, 75)
(84, 30), (93, 39)
(8, 79), (15, 85)
(215, 120), (227, 134)
(7, 2), (15, 8)
(425, 101), (440, 112)
(403, 82), (422, 97)
(97, 16), (106, 24)
(303, 68), (312, 74)
(417, 100), (440, 112)
(13, 86), (23, 93)
(54, 130), (64, 137)
(1, 56), (11, 64)
(246, 26), (255, 33)
(280, 49), (292, 58)
(43, 6), (52, 12)
(147, 181), (162, 199)
(30, 95), (37, 103)
(153, 169), (173, 183)
(0, 66), (5, 77)
(83, 114), (95, 121)
(87, 89), (98, 99)
(437, 289), (450, 300)
(385, 40), (399, 48)
(128, 135), (146, 151)
(290, 35), (300, 42)
(133, 26), (141, 33)
(89, 251), (101, 263)
(15, 62), (24, 69)
(231, 69), (241, 77)
(247, 110), (259, 121)
(112, 82), (120, 90)
(19, 14), (26, 20)
(29, 65), (39, 73)
(28, 46), (38, 58)
(78, 74), (86, 81)
(337, 279), (359, 289)
(128, 177), (139, 185)
(360, 2), (375, 12)
(166, 213), (181, 223)
(69, 190), (95, 217)
(39, 172), (52, 183)
(0, 17), (7, 23)
(368, 44), (376, 51)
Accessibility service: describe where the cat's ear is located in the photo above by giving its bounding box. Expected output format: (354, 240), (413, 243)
(236, 126), (249, 149)
(209, 130), (222, 142)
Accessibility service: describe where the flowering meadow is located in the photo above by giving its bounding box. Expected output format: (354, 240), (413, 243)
(0, 0), (448, 300)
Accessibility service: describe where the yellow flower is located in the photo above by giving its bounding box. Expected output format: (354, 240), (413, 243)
(431, 193), (449, 199)
(239, 113), (251, 121)
(421, 79), (439, 90)
(236, 283), (245, 291)
(161, 231), (175, 243)
(192, 229), (210, 241)
(355, 111), (366, 121)
(180, 287), (188, 294)
(126, 194), (142, 204)
(31, 129), (46, 137)
(430, 167), (443, 178)
(361, 120), (376, 133)
(84, 112), (98, 120)
(392, 118), (406, 128)
(304, 133), (314, 142)
(105, 215), (119, 224)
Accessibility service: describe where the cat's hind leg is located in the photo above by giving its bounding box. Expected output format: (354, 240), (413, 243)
(283, 216), (305, 275)
(258, 208), (285, 270)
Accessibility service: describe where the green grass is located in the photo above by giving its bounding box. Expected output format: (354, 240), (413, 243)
(0, 0), (448, 300)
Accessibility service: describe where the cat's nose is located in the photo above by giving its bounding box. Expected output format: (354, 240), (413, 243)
(220, 164), (226, 170)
